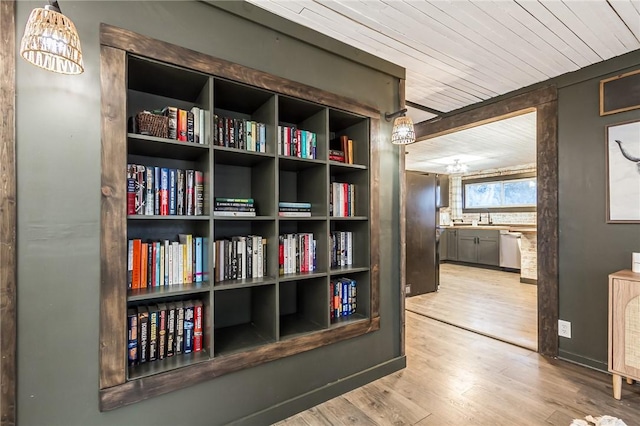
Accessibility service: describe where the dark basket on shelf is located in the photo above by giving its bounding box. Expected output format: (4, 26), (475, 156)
(135, 111), (168, 138)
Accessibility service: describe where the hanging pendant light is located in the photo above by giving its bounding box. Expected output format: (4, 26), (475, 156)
(385, 109), (416, 145)
(446, 159), (469, 174)
(20, 1), (84, 75)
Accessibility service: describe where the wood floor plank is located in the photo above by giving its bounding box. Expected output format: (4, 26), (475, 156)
(274, 312), (640, 425)
(405, 263), (538, 350)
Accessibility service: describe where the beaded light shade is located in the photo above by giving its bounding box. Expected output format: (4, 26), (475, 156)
(390, 115), (416, 145)
(20, 3), (84, 75)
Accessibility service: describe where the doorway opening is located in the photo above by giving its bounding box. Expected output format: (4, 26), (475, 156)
(405, 111), (538, 350)
(401, 86), (559, 357)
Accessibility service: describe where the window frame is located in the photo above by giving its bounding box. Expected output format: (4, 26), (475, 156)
(462, 171), (536, 213)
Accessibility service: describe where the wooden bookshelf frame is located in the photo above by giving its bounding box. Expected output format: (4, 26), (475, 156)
(0, 1), (16, 424)
(99, 23), (382, 411)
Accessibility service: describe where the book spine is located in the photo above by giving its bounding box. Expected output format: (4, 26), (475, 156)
(175, 302), (184, 355)
(160, 168), (169, 215)
(163, 106), (178, 139)
(199, 108), (205, 144)
(187, 110), (194, 143)
(154, 166), (161, 215)
(169, 168), (177, 215)
(135, 165), (146, 215)
(127, 308), (138, 366)
(138, 307), (149, 363)
(148, 305), (158, 361)
(127, 240), (133, 289)
(166, 303), (176, 357)
(147, 242), (153, 288)
(195, 171), (204, 216)
(158, 304), (167, 360)
(195, 237), (203, 283)
(190, 107), (199, 144)
(176, 169), (185, 215)
(145, 166), (154, 215)
(178, 109), (187, 141)
(202, 237), (209, 282)
(193, 300), (203, 352)
(183, 301), (194, 354)
(246, 237), (253, 279)
(127, 164), (136, 215)
(186, 170), (195, 216)
(278, 236), (284, 276)
(132, 239), (142, 289)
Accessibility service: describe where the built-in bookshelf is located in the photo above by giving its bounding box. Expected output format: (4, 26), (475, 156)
(99, 24), (380, 411)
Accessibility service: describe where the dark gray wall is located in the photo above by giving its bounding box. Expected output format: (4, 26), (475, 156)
(557, 53), (640, 368)
(15, 1), (403, 425)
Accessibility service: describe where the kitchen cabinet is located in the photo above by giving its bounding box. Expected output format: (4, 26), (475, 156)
(446, 228), (458, 261)
(456, 229), (500, 266)
(608, 270), (640, 400)
(439, 229), (448, 261)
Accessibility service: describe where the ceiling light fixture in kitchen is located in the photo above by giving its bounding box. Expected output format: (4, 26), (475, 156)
(446, 159), (469, 174)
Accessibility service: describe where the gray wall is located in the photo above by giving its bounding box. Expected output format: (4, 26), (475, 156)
(15, 1), (403, 425)
(557, 52), (640, 368)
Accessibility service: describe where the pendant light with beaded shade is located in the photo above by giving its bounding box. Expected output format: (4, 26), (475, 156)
(20, 1), (84, 75)
(385, 109), (416, 145)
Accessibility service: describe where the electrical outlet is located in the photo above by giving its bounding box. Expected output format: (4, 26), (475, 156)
(405, 285), (411, 295)
(558, 319), (571, 338)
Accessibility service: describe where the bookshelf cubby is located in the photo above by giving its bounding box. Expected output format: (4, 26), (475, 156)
(99, 25), (380, 410)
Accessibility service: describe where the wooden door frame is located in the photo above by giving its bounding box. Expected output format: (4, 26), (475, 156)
(0, 0), (17, 424)
(411, 86), (559, 357)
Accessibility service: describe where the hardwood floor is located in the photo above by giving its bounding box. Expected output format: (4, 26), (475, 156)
(275, 312), (640, 426)
(405, 262), (538, 350)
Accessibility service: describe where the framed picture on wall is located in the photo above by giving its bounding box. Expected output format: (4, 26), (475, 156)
(606, 120), (640, 223)
(600, 69), (640, 116)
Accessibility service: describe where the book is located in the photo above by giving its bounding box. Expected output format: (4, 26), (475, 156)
(195, 171), (204, 216)
(186, 170), (195, 215)
(166, 302), (176, 357)
(195, 237), (203, 283)
(157, 303), (167, 360)
(148, 304), (159, 361)
(278, 201), (311, 208)
(127, 240), (133, 289)
(177, 109), (187, 141)
(175, 301), (184, 355)
(278, 212), (312, 217)
(144, 166), (154, 215)
(214, 211), (256, 217)
(126, 164), (136, 215)
(169, 169), (177, 215)
(187, 109), (194, 143)
(215, 197), (254, 203)
(193, 300), (203, 352)
(137, 306), (149, 363)
(176, 169), (185, 215)
(154, 166), (161, 215)
(160, 168), (169, 215)
(183, 300), (195, 354)
(132, 239), (142, 289)
(127, 308), (138, 366)
(162, 106), (178, 139)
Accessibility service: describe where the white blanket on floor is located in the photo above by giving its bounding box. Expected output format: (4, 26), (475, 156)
(571, 415), (627, 426)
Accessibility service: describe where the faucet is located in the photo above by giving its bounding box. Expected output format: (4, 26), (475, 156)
(481, 209), (492, 224)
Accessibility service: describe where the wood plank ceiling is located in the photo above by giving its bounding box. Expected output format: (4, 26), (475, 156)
(246, 0), (640, 173)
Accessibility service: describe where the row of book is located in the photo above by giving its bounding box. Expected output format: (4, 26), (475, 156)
(128, 235), (207, 290)
(214, 235), (267, 282)
(330, 278), (357, 319)
(330, 182), (356, 217)
(278, 126), (317, 159)
(213, 115), (266, 152)
(127, 164), (204, 216)
(279, 201), (311, 217)
(329, 135), (355, 164)
(128, 300), (203, 366)
(330, 231), (354, 268)
(214, 197), (256, 217)
(279, 233), (317, 275)
(163, 106), (206, 144)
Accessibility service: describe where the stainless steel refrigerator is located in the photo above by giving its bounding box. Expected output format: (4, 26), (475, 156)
(405, 171), (440, 296)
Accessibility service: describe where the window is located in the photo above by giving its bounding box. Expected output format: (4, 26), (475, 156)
(463, 176), (536, 210)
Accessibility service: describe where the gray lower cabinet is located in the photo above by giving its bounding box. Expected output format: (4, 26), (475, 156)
(456, 229), (500, 266)
(446, 228), (458, 260)
(439, 229), (448, 261)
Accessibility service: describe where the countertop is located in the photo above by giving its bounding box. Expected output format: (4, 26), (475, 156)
(442, 225), (537, 233)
